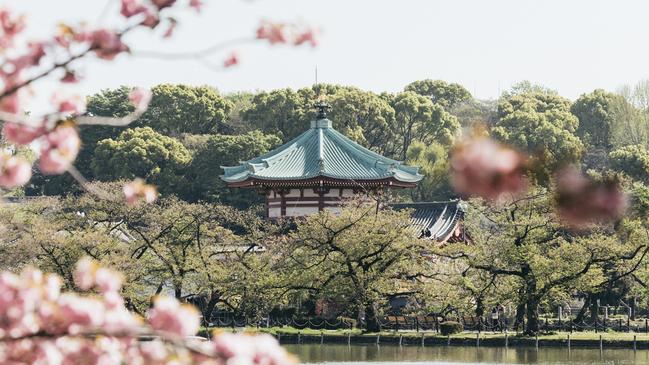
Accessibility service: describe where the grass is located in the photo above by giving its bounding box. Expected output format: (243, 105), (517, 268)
(216, 326), (649, 343)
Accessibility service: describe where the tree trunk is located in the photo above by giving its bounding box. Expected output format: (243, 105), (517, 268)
(364, 302), (381, 333)
(574, 295), (591, 323)
(525, 297), (540, 334)
(475, 297), (485, 317)
(201, 291), (221, 327)
(514, 303), (526, 331)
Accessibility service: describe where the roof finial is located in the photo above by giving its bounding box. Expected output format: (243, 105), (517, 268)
(314, 95), (331, 119)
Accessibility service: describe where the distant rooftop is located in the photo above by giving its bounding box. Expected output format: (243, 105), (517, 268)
(221, 106), (423, 188)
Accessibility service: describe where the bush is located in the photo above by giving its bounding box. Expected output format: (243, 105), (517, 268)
(440, 321), (463, 335)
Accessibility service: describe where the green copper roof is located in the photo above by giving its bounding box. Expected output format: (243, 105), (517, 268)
(220, 118), (423, 185)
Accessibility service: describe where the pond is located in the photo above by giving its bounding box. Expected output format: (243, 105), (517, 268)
(284, 343), (649, 365)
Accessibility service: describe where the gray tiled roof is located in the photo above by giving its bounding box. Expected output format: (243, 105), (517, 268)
(390, 201), (465, 241)
(220, 118), (423, 184)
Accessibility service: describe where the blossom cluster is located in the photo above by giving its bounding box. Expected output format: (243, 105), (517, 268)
(450, 137), (628, 228)
(0, 2), (319, 202)
(0, 258), (296, 365)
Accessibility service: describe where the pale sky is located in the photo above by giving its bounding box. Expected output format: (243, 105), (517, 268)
(8, 0), (649, 112)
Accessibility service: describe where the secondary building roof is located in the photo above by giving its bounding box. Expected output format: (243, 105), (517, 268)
(221, 116), (423, 188)
(390, 201), (465, 243)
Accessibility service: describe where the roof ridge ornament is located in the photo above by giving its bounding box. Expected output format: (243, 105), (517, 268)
(314, 98), (331, 119)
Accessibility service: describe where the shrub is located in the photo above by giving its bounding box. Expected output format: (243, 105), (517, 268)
(440, 321), (463, 335)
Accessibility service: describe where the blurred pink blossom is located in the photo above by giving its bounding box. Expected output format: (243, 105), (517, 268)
(294, 29), (318, 47)
(257, 21), (287, 44)
(450, 138), (527, 201)
(555, 166), (628, 228)
(0, 9), (26, 49)
(128, 87), (152, 111)
(190, 0), (204, 12)
(0, 154), (31, 188)
(123, 178), (158, 205)
(39, 125), (81, 175)
(60, 70), (80, 83)
(148, 296), (200, 338)
(2, 121), (45, 144)
(90, 29), (129, 60)
(223, 52), (239, 68)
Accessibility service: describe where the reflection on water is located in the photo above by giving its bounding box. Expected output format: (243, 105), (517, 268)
(284, 343), (649, 365)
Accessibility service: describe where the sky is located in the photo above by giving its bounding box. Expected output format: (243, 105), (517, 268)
(9, 0), (649, 111)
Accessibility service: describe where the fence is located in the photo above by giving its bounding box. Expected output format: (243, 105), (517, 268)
(209, 313), (649, 334)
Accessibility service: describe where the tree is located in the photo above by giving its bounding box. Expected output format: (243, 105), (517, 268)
(502, 80), (558, 98)
(493, 92), (583, 181)
(438, 189), (649, 334)
(241, 88), (314, 141)
(609, 144), (649, 183)
(571, 89), (628, 150)
(92, 127), (192, 197)
(185, 130), (281, 205)
(389, 91), (460, 159)
(404, 79), (472, 109)
(137, 84), (234, 136)
(284, 202), (425, 332)
(241, 85), (399, 156)
(404, 141), (453, 201)
(326, 87), (397, 156)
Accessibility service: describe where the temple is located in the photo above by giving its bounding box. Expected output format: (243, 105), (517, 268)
(221, 102), (464, 243)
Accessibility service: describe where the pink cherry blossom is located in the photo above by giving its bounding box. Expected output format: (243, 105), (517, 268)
(223, 52), (239, 68)
(120, 0), (149, 18)
(94, 268), (123, 294)
(555, 166), (628, 229)
(90, 29), (129, 60)
(2, 121), (45, 144)
(55, 294), (105, 334)
(0, 93), (20, 114)
(0, 9), (26, 49)
(53, 94), (86, 115)
(256, 21), (287, 44)
(294, 29), (318, 47)
(73, 257), (97, 291)
(0, 154), (32, 188)
(151, 0), (177, 9)
(60, 70), (80, 83)
(189, 0), (204, 12)
(163, 18), (178, 38)
(128, 87), (152, 111)
(148, 296), (200, 338)
(123, 178), (158, 205)
(39, 125), (81, 175)
(450, 137), (527, 201)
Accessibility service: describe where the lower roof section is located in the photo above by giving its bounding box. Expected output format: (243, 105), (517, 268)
(390, 200), (465, 243)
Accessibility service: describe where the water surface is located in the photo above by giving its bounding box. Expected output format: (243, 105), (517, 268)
(284, 343), (649, 365)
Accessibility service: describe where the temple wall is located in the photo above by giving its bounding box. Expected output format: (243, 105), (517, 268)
(265, 188), (360, 218)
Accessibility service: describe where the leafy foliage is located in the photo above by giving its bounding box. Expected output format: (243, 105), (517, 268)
(493, 92), (583, 180)
(92, 127), (192, 197)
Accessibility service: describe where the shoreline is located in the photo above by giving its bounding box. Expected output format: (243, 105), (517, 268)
(250, 329), (649, 350)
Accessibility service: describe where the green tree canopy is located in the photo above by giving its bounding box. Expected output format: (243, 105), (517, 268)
(404, 79), (472, 108)
(493, 92), (584, 180)
(241, 88), (314, 141)
(404, 141), (453, 201)
(571, 89), (629, 150)
(284, 202), (426, 331)
(389, 91), (460, 159)
(438, 189), (649, 334)
(92, 127), (192, 197)
(609, 144), (649, 183)
(185, 130), (281, 205)
(138, 84), (233, 136)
